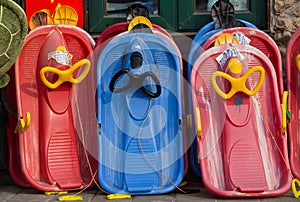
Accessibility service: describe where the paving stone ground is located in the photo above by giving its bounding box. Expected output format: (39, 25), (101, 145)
(0, 170), (299, 202)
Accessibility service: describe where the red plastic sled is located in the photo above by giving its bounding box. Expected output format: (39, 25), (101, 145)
(6, 67), (31, 188)
(13, 25), (97, 191)
(96, 22), (172, 47)
(286, 27), (300, 181)
(191, 43), (291, 197)
(201, 27), (284, 96)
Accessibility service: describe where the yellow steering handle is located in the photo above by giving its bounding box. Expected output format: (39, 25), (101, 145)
(211, 65), (265, 99)
(40, 59), (90, 89)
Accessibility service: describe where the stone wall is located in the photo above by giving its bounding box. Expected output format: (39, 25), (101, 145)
(272, 0), (300, 46)
(270, 0), (300, 84)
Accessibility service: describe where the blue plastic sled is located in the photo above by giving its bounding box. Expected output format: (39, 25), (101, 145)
(97, 32), (184, 195)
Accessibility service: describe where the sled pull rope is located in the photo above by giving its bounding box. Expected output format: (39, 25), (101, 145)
(252, 81), (294, 196)
(61, 77), (110, 200)
(137, 97), (185, 194)
(134, 37), (185, 193)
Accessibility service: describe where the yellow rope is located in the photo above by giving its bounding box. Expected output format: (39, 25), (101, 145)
(254, 93), (293, 179)
(136, 100), (186, 193)
(73, 76), (110, 195)
(135, 36), (186, 193)
(59, 39), (110, 198)
(249, 68), (293, 180)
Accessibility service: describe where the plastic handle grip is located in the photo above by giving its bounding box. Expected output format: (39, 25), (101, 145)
(109, 69), (161, 98)
(195, 107), (202, 137)
(296, 54), (300, 72)
(40, 59), (90, 89)
(281, 91), (289, 133)
(211, 66), (265, 99)
(128, 16), (153, 31)
(19, 112), (31, 132)
(292, 179), (300, 198)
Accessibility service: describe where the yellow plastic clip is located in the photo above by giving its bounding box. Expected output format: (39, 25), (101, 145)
(40, 59), (91, 89)
(45, 191), (68, 195)
(296, 54), (300, 72)
(211, 65), (265, 99)
(214, 33), (239, 46)
(292, 179), (300, 198)
(195, 107), (202, 137)
(281, 91), (289, 133)
(128, 16), (153, 31)
(58, 195), (83, 201)
(19, 112), (31, 132)
(107, 194), (131, 200)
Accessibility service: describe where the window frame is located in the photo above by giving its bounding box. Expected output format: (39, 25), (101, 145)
(87, 0), (269, 34)
(178, 0), (269, 31)
(87, 0), (177, 35)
